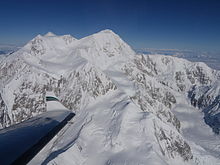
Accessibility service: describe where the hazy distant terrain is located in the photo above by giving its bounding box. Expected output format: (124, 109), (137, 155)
(0, 44), (20, 55)
(135, 48), (220, 70)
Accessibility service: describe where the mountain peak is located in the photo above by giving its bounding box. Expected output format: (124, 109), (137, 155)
(44, 32), (57, 37)
(72, 29), (135, 69)
(99, 29), (115, 34)
(35, 34), (43, 38)
(95, 29), (119, 37)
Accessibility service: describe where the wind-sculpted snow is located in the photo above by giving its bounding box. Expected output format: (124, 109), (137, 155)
(1, 30), (220, 164)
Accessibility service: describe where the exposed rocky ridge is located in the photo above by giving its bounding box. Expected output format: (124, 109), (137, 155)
(137, 55), (217, 91)
(122, 61), (180, 131)
(153, 120), (193, 161)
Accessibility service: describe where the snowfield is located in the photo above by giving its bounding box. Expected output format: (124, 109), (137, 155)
(0, 29), (220, 165)
(31, 91), (194, 165)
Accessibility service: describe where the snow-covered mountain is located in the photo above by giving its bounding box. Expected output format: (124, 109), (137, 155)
(1, 30), (220, 165)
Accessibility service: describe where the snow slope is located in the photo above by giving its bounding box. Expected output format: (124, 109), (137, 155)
(31, 91), (194, 165)
(172, 95), (220, 164)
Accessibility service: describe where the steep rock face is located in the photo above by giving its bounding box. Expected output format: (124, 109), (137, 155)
(0, 93), (10, 128)
(189, 81), (220, 134)
(0, 55), (25, 88)
(139, 55), (217, 92)
(57, 65), (117, 111)
(146, 55), (217, 92)
(153, 120), (193, 161)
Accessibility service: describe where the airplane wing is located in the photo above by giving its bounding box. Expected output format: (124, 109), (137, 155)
(0, 93), (75, 165)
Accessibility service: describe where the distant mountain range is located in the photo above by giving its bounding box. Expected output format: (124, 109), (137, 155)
(1, 30), (220, 165)
(135, 48), (220, 70)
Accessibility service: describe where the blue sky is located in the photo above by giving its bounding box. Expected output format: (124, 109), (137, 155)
(0, 0), (220, 52)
